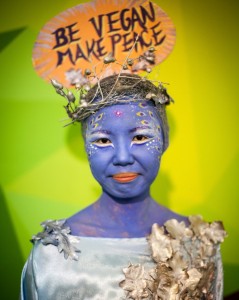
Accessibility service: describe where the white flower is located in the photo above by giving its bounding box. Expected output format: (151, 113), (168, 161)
(65, 69), (89, 86)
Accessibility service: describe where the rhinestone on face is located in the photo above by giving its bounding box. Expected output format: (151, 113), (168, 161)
(114, 110), (123, 117)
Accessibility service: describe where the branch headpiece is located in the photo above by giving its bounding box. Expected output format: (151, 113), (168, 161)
(51, 45), (173, 151)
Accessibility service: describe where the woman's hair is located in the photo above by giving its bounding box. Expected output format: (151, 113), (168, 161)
(83, 73), (170, 152)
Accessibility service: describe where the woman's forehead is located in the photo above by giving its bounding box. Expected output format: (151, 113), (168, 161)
(86, 101), (160, 126)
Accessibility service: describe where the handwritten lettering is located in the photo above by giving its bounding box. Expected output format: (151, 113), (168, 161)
(52, 22), (80, 49)
(56, 37), (107, 66)
(120, 9), (130, 31)
(107, 11), (121, 32)
(52, 2), (167, 67)
(88, 14), (104, 37)
(88, 2), (155, 38)
(151, 22), (166, 46)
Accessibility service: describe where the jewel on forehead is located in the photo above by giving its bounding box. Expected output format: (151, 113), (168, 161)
(114, 110), (123, 117)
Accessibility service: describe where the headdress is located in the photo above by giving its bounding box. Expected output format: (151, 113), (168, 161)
(32, 0), (177, 151)
(51, 49), (173, 151)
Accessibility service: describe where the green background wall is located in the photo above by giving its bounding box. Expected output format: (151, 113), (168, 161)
(0, 0), (238, 298)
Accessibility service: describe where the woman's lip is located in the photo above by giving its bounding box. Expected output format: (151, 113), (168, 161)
(112, 173), (139, 183)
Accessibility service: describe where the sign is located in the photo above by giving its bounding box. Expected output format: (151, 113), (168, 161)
(33, 0), (176, 87)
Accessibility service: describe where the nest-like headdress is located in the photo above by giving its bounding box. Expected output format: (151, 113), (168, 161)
(51, 46), (173, 151)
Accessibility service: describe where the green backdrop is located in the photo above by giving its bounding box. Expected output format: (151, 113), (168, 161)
(1, 0), (239, 298)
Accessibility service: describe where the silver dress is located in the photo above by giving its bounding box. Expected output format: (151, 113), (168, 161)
(20, 218), (225, 300)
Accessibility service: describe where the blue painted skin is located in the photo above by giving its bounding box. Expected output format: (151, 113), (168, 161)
(67, 100), (188, 237)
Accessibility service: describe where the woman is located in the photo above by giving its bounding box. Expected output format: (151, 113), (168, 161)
(21, 74), (226, 299)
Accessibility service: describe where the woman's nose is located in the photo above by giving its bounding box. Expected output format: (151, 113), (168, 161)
(112, 142), (134, 166)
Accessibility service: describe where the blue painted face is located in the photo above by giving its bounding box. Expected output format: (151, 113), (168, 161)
(84, 101), (164, 199)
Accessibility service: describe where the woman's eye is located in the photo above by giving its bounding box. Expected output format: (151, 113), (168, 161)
(92, 138), (112, 146)
(132, 135), (150, 144)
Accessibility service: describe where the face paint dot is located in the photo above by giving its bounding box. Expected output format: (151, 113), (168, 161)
(93, 123), (99, 129)
(86, 143), (99, 157)
(141, 120), (149, 125)
(114, 110), (123, 117)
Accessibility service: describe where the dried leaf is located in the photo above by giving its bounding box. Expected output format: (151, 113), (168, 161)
(122, 264), (145, 281)
(57, 233), (80, 260)
(155, 265), (179, 300)
(148, 223), (172, 262)
(189, 215), (209, 237)
(120, 215), (227, 300)
(31, 219), (81, 261)
(170, 240), (182, 256)
(197, 262), (215, 296)
(201, 243), (215, 257)
(168, 252), (188, 281)
(184, 268), (202, 291)
(41, 219), (66, 231)
(165, 219), (193, 240)
(204, 221), (227, 244)
(119, 264), (149, 299)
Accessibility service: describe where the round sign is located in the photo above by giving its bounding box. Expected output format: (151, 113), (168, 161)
(33, 0), (176, 88)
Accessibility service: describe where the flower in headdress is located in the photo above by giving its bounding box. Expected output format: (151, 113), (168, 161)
(65, 68), (89, 87)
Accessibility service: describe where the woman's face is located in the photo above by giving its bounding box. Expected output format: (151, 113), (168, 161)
(84, 101), (164, 199)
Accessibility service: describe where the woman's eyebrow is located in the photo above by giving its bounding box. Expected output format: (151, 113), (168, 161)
(130, 126), (153, 133)
(89, 129), (111, 135)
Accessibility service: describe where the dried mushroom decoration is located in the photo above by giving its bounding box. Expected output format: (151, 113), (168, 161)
(120, 215), (227, 300)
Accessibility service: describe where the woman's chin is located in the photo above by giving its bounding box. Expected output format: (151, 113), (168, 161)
(103, 183), (150, 200)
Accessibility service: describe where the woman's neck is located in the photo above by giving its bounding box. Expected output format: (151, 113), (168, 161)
(68, 189), (188, 238)
(95, 190), (153, 233)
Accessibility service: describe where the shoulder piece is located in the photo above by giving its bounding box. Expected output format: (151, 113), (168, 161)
(120, 215), (227, 299)
(31, 219), (81, 261)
